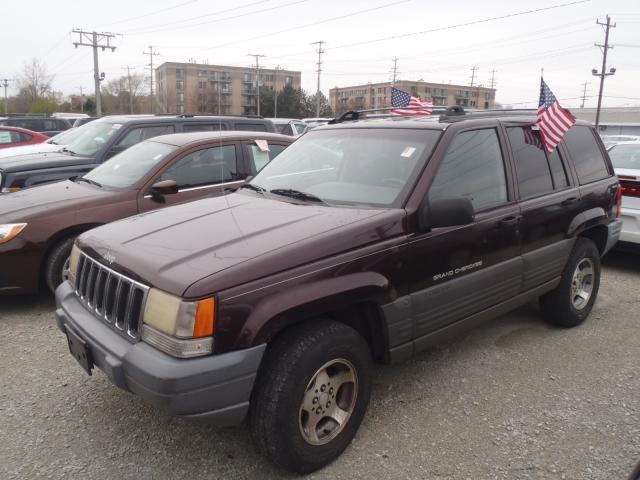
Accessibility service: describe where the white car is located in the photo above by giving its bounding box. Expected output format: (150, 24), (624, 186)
(601, 134), (640, 149)
(608, 141), (640, 245)
(269, 118), (307, 136)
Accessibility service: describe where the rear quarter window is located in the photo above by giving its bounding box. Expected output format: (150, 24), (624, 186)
(563, 126), (611, 184)
(233, 123), (268, 132)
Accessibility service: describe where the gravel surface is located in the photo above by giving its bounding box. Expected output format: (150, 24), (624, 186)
(1, 250), (639, 479)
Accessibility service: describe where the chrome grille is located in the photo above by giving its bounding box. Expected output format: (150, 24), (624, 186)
(75, 253), (149, 340)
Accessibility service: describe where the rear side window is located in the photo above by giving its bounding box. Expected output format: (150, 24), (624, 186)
(183, 123), (226, 132)
(233, 123), (268, 132)
(117, 125), (175, 147)
(507, 127), (569, 198)
(429, 128), (508, 211)
(248, 143), (288, 171)
(0, 130), (18, 144)
(563, 126), (610, 184)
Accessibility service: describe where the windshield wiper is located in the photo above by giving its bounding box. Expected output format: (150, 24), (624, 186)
(75, 177), (102, 188)
(269, 188), (325, 204)
(241, 183), (266, 194)
(61, 147), (77, 156)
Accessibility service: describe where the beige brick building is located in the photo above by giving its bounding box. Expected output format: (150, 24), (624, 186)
(329, 80), (496, 115)
(156, 62), (302, 116)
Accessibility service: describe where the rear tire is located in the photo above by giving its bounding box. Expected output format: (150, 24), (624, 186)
(539, 238), (601, 328)
(249, 320), (372, 473)
(44, 237), (76, 293)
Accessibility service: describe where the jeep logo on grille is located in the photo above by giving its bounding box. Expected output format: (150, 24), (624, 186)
(103, 251), (116, 264)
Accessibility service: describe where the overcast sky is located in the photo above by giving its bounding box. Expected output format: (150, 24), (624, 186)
(2, 0), (639, 109)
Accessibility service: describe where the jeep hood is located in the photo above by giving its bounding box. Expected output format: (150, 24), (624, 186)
(0, 151), (94, 172)
(78, 192), (405, 297)
(0, 180), (122, 222)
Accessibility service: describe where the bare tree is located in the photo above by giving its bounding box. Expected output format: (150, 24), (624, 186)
(18, 59), (54, 103)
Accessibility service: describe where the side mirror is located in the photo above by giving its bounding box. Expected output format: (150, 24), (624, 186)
(150, 180), (178, 199)
(420, 196), (475, 230)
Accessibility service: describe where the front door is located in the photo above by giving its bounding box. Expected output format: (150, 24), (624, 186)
(138, 143), (244, 212)
(405, 127), (522, 346)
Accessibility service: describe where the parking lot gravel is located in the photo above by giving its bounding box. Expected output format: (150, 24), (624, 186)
(1, 250), (639, 480)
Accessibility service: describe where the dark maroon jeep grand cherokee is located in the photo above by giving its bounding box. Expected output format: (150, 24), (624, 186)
(55, 110), (622, 473)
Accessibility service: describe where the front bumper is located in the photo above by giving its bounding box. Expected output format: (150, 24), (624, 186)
(0, 237), (42, 295)
(619, 206), (640, 245)
(55, 281), (266, 426)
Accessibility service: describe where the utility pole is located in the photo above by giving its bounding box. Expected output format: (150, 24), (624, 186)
(580, 81), (590, 108)
(592, 15), (616, 128)
(488, 69), (497, 90)
(469, 66), (479, 87)
(391, 57), (399, 87)
(122, 65), (134, 114)
(2, 79), (8, 115)
(311, 40), (325, 117)
(248, 53), (265, 116)
(78, 86), (84, 113)
(143, 46), (160, 114)
(274, 65), (282, 118)
(72, 29), (117, 117)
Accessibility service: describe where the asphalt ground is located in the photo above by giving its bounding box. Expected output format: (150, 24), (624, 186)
(1, 250), (639, 480)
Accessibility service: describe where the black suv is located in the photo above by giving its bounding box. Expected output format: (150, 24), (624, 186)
(0, 116), (72, 136)
(0, 115), (275, 192)
(55, 109), (622, 473)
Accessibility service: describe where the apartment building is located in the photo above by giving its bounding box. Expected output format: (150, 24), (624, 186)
(329, 80), (496, 115)
(156, 62), (302, 116)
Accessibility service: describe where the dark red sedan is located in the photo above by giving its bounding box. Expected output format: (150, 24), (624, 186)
(0, 126), (49, 149)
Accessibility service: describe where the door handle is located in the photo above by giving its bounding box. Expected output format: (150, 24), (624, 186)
(561, 197), (578, 206)
(499, 215), (521, 226)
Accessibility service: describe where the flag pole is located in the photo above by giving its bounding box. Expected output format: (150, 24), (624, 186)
(540, 67), (544, 79)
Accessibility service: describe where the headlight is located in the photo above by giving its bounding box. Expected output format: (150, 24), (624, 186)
(0, 223), (27, 244)
(141, 288), (216, 358)
(68, 244), (81, 286)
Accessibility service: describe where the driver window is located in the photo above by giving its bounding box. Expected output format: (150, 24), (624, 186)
(117, 125), (175, 148)
(160, 145), (238, 189)
(429, 128), (508, 211)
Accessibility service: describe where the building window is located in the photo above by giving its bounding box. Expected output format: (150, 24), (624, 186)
(177, 104), (184, 114)
(176, 69), (184, 78)
(285, 76), (292, 85)
(244, 73), (252, 83)
(176, 80), (184, 91)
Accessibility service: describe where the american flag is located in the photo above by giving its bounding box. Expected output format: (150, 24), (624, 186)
(391, 87), (433, 116)
(535, 78), (576, 153)
(523, 126), (544, 150)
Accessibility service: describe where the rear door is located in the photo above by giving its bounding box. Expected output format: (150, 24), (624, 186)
(504, 124), (580, 291)
(405, 126), (522, 346)
(138, 142), (244, 212)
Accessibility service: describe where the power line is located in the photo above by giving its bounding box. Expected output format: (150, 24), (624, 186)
(329, 0), (591, 51)
(311, 41), (325, 116)
(72, 29), (118, 116)
(90, 0), (199, 28)
(127, 0), (306, 35)
(189, 0), (409, 55)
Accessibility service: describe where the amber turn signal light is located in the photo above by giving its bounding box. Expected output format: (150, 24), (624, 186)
(193, 298), (216, 338)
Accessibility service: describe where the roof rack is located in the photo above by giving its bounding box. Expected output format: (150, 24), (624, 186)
(328, 106), (465, 124)
(173, 113), (265, 119)
(328, 106), (542, 125)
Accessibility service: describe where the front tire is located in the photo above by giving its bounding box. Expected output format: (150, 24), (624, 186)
(44, 237), (75, 294)
(539, 237), (601, 327)
(249, 320), (372, 473)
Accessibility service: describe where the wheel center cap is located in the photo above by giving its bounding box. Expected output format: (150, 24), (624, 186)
(319, 392), (329, 405)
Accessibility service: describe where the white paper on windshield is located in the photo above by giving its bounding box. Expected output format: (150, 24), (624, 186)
(255, 139), (270, 152)
(252, 147), (270, 171)
(112, 124), (122, 130)
(401, 146), (416, 158)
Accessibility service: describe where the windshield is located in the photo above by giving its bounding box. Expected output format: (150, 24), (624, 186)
(48, 125), (87, 145)
(83, 140), (177, 188)
(251, 128), (441, 207)
(64, 121), (122, 157)
(608, 144), (640, 170)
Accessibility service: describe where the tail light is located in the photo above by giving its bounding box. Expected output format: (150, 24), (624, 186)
(619, 179), (640, 199)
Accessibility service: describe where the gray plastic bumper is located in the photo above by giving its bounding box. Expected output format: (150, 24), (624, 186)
(55, 281), (266, 426)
